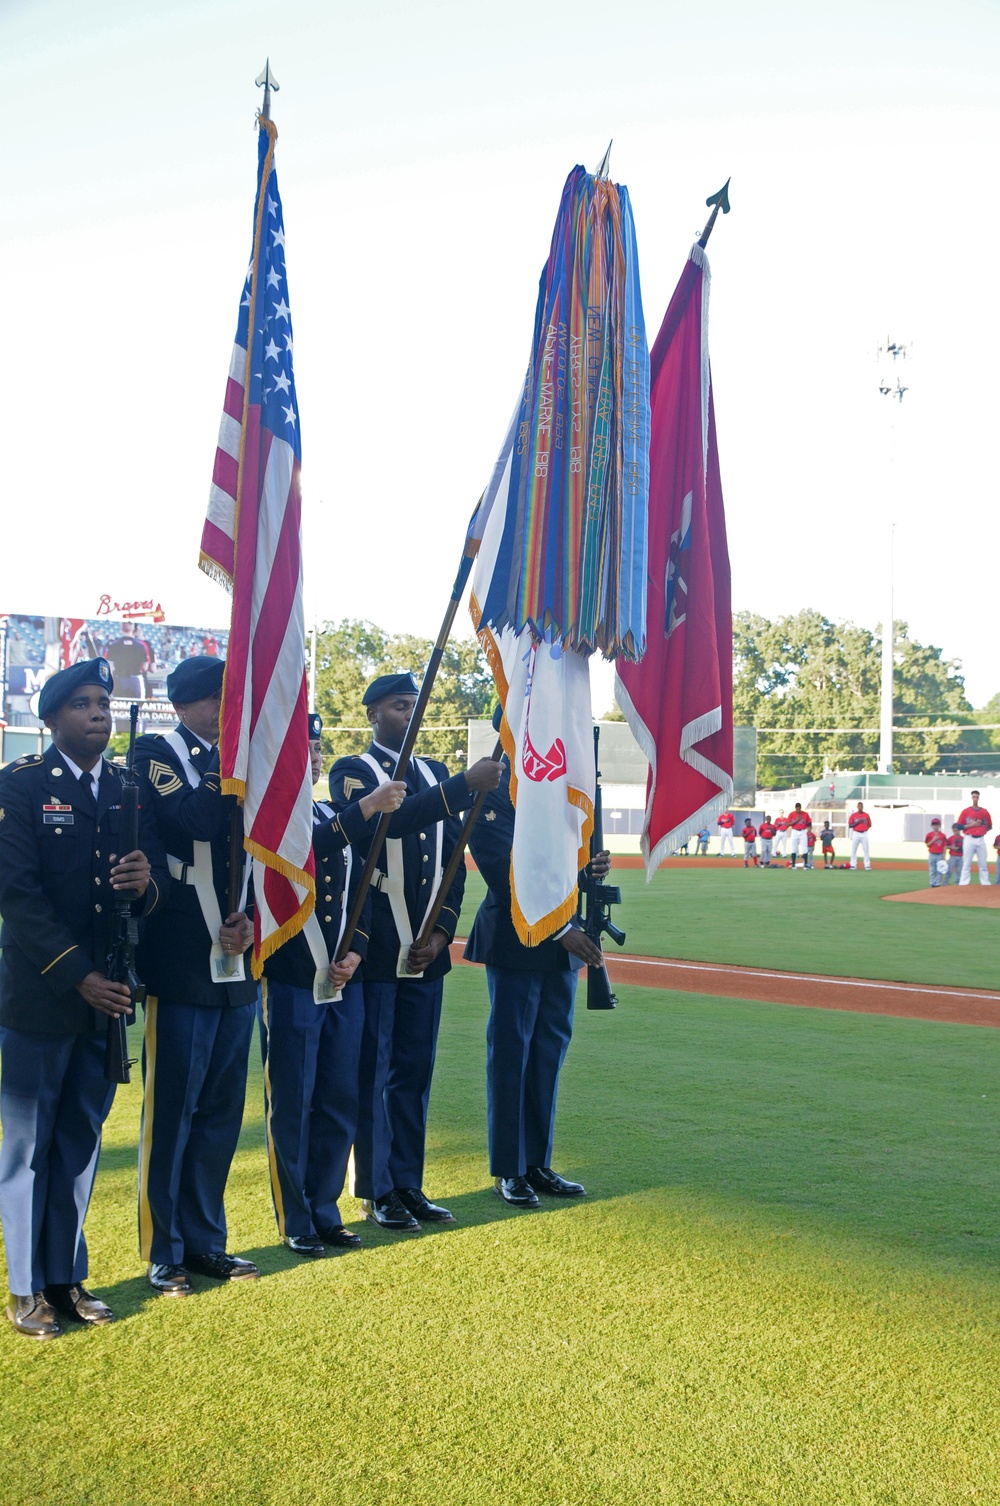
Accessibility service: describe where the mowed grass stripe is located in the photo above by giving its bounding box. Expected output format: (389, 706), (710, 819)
(2, 971), (1000, 1504)
(462, 863), (999, 991)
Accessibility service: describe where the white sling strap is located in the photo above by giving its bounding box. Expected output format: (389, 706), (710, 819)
(302, 801), (352, 1004)
(163, 729), (250, 983)
(358, 752), (444, 977)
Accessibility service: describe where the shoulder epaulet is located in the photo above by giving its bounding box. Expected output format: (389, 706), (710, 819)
(8, 754), (43, 771)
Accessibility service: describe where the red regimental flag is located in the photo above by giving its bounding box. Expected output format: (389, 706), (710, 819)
(615, 245), (733, 877)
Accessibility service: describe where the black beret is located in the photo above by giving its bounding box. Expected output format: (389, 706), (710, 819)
(308, 712), (323, 740)
(362, 671), (420, 707)
(38, 658), (115, 720)
(167, 655), (226, 703)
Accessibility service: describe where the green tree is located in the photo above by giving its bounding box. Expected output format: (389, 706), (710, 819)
(733, 609), (976, 786)
(312, 619), (494, 771)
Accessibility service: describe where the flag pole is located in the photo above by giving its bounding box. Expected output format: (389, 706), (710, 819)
(221, 60), (283, 966)
(697, 178), (731, 248)
(255, 59), (279, 121)
(337, 523), (483, 959)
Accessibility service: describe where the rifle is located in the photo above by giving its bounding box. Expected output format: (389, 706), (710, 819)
(579, 725), (625, 1010)
(103, 703), (146, 1083)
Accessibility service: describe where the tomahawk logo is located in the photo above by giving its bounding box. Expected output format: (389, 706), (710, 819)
(664, 489), (693, 638)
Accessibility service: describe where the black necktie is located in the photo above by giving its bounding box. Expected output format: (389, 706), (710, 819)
(80, 770), (96, 801)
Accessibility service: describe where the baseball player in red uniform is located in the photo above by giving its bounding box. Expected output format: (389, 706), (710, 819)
(946, 825), (964, 885)
(924, 818), (948, 888)
(758, 816), (776, 867)
(740, 820), (759, 867)
(848, 803), (872, 870)
(994, 832), (1000, 886)
(717, 810), (736, 857)
(805, 826), (817, 869)
(788, 804), (811, 867)
(773, 813), (789, 857)
(957, 791), (993, 886)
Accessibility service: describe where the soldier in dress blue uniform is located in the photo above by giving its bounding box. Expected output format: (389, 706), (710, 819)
(0, 659), (167, 1338)
(134, 656), (259, 1296)
(328, 673), (503, 1231)
(259, 712), (406, 1256)
(465, 745), (609, 1209)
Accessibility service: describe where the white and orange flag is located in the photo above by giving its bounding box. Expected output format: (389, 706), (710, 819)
(200, 113), (314, 974)
(615, 243), (733, 877)
(470, 165), (650, 944)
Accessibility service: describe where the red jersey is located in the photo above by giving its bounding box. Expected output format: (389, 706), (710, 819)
(958, 806), (992, 838)
(947, 834), (964, 858)
(759, 822), (775, 839)
(789, 810), (811, 830)
(717, 813), (735, 829)
(848, 811), (872, 833)
(994, 835), (1000, 853)
(774, 817), (789, 832)
(806, 830), (817, 847)
(741, 825), (757, 842)
(925, 829), (947, 855)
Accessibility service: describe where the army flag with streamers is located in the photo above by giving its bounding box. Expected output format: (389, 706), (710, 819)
(615, 242), (733, 877)
(471, 164), (650, 944)
(200, 113), (315, 973)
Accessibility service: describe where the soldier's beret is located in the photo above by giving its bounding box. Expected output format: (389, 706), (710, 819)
(308, 712), (323, 740)
(167, 655), (225, 704)
(38, 658), (114, 720)
(362, 672), (420, 707)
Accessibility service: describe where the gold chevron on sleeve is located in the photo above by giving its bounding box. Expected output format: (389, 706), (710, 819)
(341, 777), (365, 800)
(147, 760), (184, 796)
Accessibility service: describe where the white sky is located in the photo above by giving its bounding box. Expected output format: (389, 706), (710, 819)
(4, 0), (999, 712)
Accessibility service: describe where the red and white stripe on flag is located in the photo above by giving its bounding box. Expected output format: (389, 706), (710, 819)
(615, 243), (733, 878)
(200, 116), (315, 974)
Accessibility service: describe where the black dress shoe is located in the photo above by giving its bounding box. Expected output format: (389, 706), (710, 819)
(316, 1225), (362, 1250)
(6, 1292), (62, 1339)
(395, 1187), (456, 1223)
(284, 1235), (325, 1257)
(45, 1283), (115, 1325)
(526, 1166), (586, 1198)
(493, 1176), (540, 1208)
(185, 1252), (259, 1281)
(361, 1193), (420, 1232)
(148, 1263), (193, 1296)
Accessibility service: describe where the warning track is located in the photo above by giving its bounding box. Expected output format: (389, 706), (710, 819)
(450, 946), (1000, 1028)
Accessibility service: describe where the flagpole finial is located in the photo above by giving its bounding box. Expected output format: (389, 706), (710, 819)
(697, 177), (731, 248)
(255, 59), (280, 121)
(594, 140), (613, 180)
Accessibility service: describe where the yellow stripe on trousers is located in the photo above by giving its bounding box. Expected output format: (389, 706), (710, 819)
(260, 980), (287, 1237)
(137, 996), (158, 1262)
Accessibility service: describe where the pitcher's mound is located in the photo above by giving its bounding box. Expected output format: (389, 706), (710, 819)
(884, 886), (1000, 908)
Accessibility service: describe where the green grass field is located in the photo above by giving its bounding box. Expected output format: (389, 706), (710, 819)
(461, 862), (1000, 991)
(3, 919), (1000, 1504)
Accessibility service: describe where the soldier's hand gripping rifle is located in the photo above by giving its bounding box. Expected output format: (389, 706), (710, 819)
(104, 703), (146, 1083)
(579, 725), (625, 1010)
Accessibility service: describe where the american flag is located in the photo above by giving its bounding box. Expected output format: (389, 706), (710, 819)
(200, 115), (315, 973)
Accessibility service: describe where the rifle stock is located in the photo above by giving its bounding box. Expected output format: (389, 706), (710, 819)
(103, 703), (145, 1083)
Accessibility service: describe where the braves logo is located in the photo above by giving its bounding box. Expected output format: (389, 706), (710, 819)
(665, 489), (693, 638)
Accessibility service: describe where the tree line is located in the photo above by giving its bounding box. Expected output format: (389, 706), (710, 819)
(732, 609), (999, 787)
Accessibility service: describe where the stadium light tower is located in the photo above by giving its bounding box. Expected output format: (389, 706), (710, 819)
(876, 339), (909, 775)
